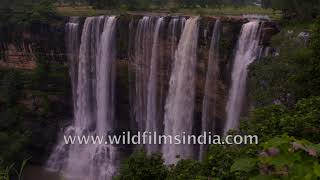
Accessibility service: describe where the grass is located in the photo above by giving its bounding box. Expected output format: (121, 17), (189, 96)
(168, 6), (281, 19)
(56, 5), (282, 20)
(56, 6), (118, 16)
(0, 158), (30, 180)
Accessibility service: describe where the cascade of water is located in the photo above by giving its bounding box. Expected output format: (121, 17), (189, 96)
(47, 16), (119, 180)
(133, 16), (154, 131)
(90, 16), (105, 117)
(199, 20), (221, 160)
(91, 16), (118, 180)
(74, 17), (98, 130)
(66, 17), (80, 111)
(167, 17), (186, 71)
(169, 18), (179, 62)
(146, 17), (164, 154)
(162, 17), (199, 165)
(224, 21), (261, 135)
(46, 17), (81, 171)
(128, 19), (136, 129)
(49, 17), (103, 174)
(47, 15), (267, 178)
(180, 18), (186, 33)
(96, 16), (117, 135)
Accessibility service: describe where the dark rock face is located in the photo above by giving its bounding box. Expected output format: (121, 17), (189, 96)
(261, 21), (281, 46)
(0, 19), (67, 69)
(0, 19), (72, 165)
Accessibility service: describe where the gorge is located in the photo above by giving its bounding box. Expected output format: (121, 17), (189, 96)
(0, 14), (279, 180)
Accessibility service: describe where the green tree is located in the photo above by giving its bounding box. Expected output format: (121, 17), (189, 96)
(115, 150), (168, 180)
(241, 97), (320, 143)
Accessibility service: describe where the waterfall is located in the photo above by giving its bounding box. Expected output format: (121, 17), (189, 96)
(162, 17), (199, 165)
(167, 17), (186, 74)
(96, 16), (117, 135)
(66, 17), (80, 110)
(133, 16), (154, 132)
(169, 18), (179, 63)
(200, 20), (221, 160)
(47, 16), (119, 180)
(146, 17), (164, 154)
(224, 21), (261, 135)
(74, 17), (97, 130)
(46, 14), (273, 177)
(46, 17), (81, 172)
(92, 16), (118, 180)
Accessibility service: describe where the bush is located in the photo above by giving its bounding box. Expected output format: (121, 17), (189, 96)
(241, 97), (320, 143)
(115, 150), (168, 180)
(232, 135), (320, 179)
(167, 160), (206, 180)
(202, 144), (260, 180)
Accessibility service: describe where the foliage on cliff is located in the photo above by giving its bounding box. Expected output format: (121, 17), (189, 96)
(0, 53), (71, 169)
(249, 19), (320, 107)
(231, 135), (320, 180)
(0, 70), (31, 166)
(0, 0), (58, 26)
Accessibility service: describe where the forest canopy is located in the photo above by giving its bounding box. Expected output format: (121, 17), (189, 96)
(1, 0), (320, 23)
(0, 0), (58, 26)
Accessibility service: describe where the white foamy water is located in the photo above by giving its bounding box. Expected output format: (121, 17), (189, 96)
(224, 21), (262, 135)
(162, 17), (199, 165)
(47, 16), (119, 180)
(200, 19), (221, 160)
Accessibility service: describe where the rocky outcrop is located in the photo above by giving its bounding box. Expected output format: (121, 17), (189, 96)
(261, 21), (281, 46)
(0, 20), (67, 70)
(0, 19), (72, 165)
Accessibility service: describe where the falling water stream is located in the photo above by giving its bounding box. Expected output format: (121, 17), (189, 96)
(47, 16), (119, 180)
(133, 16), (154, 132)
(200, 20), (221, 160)
(162, 17), (199, 165)
(224, 21), (262, 135)
(146, 17), (164, 154)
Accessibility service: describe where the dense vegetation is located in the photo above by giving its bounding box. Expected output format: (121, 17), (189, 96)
(52, 0), (320, 19)
(0, 54), (71, 176)
(1, 0), (320, 21)
(0, 0), (318, 28)
(0, 0), (59, 26)
(261, 0), (320, 19)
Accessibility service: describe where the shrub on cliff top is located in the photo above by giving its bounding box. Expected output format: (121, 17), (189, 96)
(0, 0), (58, 26)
